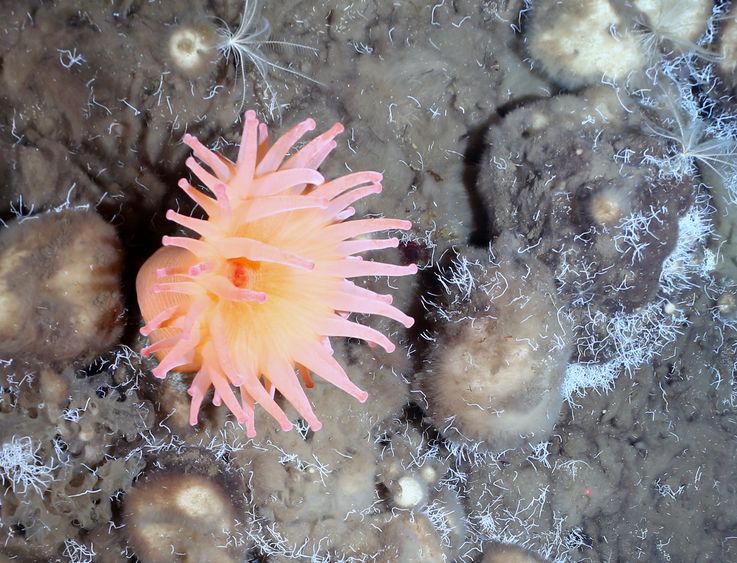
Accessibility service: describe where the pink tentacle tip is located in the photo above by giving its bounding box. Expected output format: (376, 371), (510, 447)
(188, 262), (214, 276)
(151, 365), (169, 379)
(239, 289), (267, 303)
(164, 209), (177, 221)
(356, 390), (369, 403)
(154, 267), (175, 279)
(188, 393), (205, 426)
(182, 136), (204, 154)
(335, 208), (355, 221)
(151, 283), (164, 294)
(229, 372), (246, 386)
(258, 122), (268, 141)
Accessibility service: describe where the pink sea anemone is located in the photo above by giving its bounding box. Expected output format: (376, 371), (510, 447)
(136, 110), (416, 436)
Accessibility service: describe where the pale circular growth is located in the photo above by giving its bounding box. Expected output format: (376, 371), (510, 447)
(393, 474), (427, 508)
(168, 24), (217, 74)
(173, 481), (217, 519)
(378, 489), (466, 563)
(482, 542), (548, 563)
(377, 424), (449, 512)
(420, 235), (572, 451)
(527, 0), (645, 87)
(419, 464), (440, 485)
(718, 292), (737, 316)
(0, 209), (123, 364)
(124, 471), (240, 563)
(432, 317), (566, 450)
(378, 513), (446, 562)
(633, 0), (713, 57)
(719, 3), (737, 85)
(586, 181), (633, 228)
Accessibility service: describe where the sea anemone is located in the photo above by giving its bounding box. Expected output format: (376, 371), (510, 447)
(136, 110), (416, 436)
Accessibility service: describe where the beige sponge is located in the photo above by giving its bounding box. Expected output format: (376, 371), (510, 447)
(419, 233), (572, 451)
(123, 453), (247, 563)
(527, 0), (645, 87)
(526, 0), (713, 88)
(0, 208), (123, 364)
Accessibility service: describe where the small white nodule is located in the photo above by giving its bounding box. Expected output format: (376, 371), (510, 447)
(394, 475), (426, 508)
(169, 27), (211, 72)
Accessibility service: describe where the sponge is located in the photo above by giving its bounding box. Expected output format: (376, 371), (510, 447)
(0, 209), (123, 364)
(419, 233), (572, 451)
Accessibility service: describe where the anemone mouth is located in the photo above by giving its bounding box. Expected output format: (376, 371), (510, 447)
(226, 257), (260, 289)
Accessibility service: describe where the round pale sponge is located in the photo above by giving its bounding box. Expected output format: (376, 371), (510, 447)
(432, 315), (567, 450)
(124, 471), (239, 563)
(420, 235), (572, 450)
(634, 0), (712, 46)
(0, 209), (123, 363)
(527, 0), (645, 87)
(719, 3), (737, 84)
(482, 542), (548, 563)
(168, 23), (217, 74)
